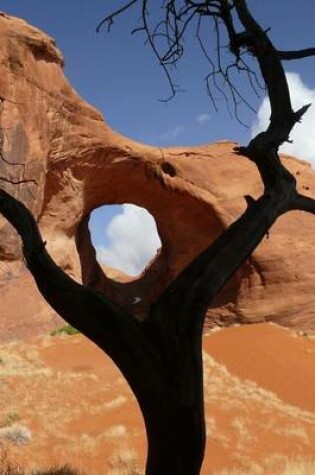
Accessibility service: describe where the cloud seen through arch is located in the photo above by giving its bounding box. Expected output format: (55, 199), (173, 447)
(95, 204), (161, 277)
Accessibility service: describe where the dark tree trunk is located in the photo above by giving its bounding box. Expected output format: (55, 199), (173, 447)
(143, 398), (205, 475)
(1, 176), (313, 473)
(139, 331), (205, 474)
(0, 182), (314, 474)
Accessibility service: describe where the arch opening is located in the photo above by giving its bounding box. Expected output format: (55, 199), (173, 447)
(88, 204), (162, 278)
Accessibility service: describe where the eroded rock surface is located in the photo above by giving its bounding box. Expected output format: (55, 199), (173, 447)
(0, 12), (314, 340)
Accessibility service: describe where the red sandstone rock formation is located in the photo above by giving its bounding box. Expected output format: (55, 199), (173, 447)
(0, 12), (314, 340)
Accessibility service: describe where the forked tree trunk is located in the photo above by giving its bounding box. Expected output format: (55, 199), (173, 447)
(0, 151), (313, 475)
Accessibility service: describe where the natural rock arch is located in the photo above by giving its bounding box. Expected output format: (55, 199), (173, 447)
(73, 158), (226, 319)
(0, 12), (314, 341)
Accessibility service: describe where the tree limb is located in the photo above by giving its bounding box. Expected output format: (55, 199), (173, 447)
(278, 48), (315, 61)
(96, 0), (139, 33)
(291, 193), (315, 214)
(150, 183), (290, 332)
(0, 189), (160, 384)
(233, 0), (293, 133)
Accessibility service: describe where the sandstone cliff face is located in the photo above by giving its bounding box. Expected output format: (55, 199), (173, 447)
(0, 12), (314, 340)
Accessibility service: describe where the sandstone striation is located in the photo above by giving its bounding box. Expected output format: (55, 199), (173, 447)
(0, 12), (314, 340)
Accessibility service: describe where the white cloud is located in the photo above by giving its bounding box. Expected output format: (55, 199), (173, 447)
(251, 72), (315, 166)
(197, 113), (210, 124)
(96, 204), (161, 277)
(160, 125), (185, 141)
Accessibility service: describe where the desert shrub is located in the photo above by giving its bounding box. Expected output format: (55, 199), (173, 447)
(108, 449), (143, 475)
(32, 466), (83, 475)
(0, 425), (31, 446)
(1, 412), (20, 428)
(50, 325), (79, 337)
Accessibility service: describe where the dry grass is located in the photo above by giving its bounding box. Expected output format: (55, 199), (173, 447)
(0, 452), (83, 475)
(202, 350), (315, 425)
(230, 416), (256, 450)
(104, 425), (127, 438)
(214, 466), (263, 475)
(104, 396), (127, 410)
(283, 458), (315, 475)
(0, 449), (144, 475)
(1, 331), (314, 474)
(213, 457), (315, 474)
(0, 346), (49, 378)
(108, 448), (143, 475)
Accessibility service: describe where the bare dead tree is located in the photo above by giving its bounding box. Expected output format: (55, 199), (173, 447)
(1, 1), (315, 474)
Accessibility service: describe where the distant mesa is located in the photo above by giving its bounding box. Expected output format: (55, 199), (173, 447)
(0, 12), (314, 341)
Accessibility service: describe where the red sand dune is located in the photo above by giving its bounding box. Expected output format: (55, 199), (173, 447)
(204, 323), (315, 413)
(0, 323), (314, 474)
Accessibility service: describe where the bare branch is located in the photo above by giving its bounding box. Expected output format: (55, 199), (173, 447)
(99, 2), (315, 126)
(0, 189), (141, 350)
(278, 48), (315, 61)
(96, 0), (139, 33)
(150, 179), (293, 331)
(99, 1), (266, 114)
(243, 103), (312, 164)
(291, 193), (315, 214)
(150, 119), (302, 333)
(233, 0), (293, 131)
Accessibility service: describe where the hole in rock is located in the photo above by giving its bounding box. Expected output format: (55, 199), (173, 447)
(161, 161), (177, 177)
(88, 204), (162, 277)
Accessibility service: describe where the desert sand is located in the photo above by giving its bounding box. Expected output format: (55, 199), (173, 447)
(0, 323), (314, 474)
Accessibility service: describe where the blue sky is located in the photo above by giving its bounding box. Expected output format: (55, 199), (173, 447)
(2, 1), (315, 275)
(2, 1), (315, 145)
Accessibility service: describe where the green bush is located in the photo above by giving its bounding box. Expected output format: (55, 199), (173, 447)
(50, 325), (79, 337)
(1, 411), (20, 428)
